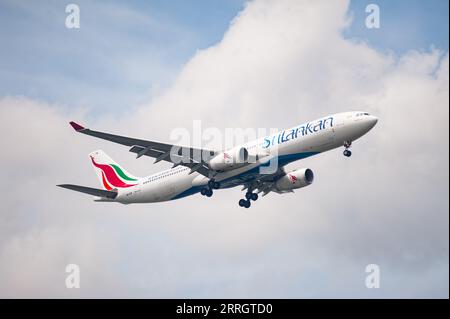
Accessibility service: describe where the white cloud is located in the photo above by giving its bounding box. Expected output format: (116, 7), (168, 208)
(0, 0), (448, 298)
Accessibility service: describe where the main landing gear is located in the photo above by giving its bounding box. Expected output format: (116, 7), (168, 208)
(343, 141), (352, 157)
(200, 179), (220, 198)
(200, 188), (213, 197)
(208, 180), (221, 190)
(238, 191), (258, 208)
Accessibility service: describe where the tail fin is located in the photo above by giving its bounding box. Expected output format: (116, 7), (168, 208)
(89, 150), (140, 190)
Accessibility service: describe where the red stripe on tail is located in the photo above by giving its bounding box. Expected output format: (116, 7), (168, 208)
(90, 156), (136, 188)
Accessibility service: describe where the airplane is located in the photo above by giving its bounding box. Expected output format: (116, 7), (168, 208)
(58, 111), (378, 208)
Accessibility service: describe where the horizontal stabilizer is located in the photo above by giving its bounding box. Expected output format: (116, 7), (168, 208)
(57, 184), (118, 199)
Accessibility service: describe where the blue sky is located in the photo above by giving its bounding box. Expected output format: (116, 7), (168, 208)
(0, 0), (245, 115)
(0, 0), (448, 116)
(346, 0), (449, 53)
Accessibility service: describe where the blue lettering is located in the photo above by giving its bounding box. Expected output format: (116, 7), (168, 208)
(298, 125), (305, 137)
(313, 121), (322, 132)
(280, 130), (288, 143)
(305, 122), (314, 135)
(323, 116), (333, 128)
(284, 129), (295, 141)
(262, 116), (334, 149)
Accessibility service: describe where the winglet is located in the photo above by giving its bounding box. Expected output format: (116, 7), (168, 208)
(69, 121), (85, 131)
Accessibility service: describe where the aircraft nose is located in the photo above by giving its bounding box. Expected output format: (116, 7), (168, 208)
(367, 115), (378, 129)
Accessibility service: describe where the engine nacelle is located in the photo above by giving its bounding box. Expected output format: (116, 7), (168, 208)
(275, 168), (314, 191)
(209, 147), (249, 171)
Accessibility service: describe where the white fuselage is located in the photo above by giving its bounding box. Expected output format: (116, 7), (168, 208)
(113, 111), (377, 203)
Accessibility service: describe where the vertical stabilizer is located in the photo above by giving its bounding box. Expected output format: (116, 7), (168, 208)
(89, 150), (140, 190)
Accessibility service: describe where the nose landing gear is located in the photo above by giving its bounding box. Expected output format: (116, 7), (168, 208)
(343, 141), (352, 157)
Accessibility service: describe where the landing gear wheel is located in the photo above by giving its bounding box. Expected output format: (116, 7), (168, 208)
(208, 180), (220, 190)
(343, 141), (352, 157)
(245, 192), (259, 201)
(239, 199), (251, 208)
(201, 188), (213, 197)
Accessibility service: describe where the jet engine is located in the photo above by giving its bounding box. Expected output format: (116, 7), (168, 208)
(209, 147), (249, 171)
(275, 168), (314, 191)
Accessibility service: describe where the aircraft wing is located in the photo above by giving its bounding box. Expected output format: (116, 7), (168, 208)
(69, 122), (216, 177)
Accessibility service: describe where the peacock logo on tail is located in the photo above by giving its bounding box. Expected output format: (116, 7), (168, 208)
(90, 156), (137, 190)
